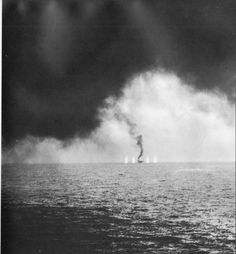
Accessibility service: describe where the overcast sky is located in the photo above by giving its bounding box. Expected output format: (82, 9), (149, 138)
(2, 0), (235, 162)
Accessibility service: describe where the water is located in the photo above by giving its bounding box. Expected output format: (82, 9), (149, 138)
(2, 162), (235, 253)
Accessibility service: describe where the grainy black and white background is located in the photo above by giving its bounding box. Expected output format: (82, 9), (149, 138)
(2, 0), (235, 253)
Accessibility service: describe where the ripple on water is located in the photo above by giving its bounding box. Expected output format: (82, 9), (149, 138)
(2, 162), (235, 254)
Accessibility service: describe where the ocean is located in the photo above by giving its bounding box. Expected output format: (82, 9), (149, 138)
(2, 162), (235, 253)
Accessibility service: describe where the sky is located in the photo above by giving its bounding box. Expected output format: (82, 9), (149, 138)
(2, 0), (235, 162)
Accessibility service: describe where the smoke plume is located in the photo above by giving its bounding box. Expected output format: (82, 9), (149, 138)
(101, 96), (144, 161)
(136, 135), (143, 163)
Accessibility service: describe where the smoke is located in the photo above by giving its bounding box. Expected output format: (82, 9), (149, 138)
(3, 70), (235, 163)
(136, 135), (143, 162)
(3, 0), (236, 146)
(100, 96), (144, 161)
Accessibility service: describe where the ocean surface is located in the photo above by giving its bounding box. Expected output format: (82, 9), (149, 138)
(2, 162), (235, 254)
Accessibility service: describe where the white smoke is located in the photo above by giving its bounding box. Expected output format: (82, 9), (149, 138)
(3, 70), (235, 163)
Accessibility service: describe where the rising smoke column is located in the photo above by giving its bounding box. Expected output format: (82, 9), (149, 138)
(103, 98), (144, 162)
(118, 114), (144, 162)
(136, 135), (143, 163)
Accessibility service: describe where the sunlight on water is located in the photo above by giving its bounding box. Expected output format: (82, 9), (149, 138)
(2, 162), (235, 254)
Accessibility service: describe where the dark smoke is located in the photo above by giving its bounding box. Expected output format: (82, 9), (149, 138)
(136, 135), (143, 163)
(3, 0), (236, 146)
(111, 104), (143, 161)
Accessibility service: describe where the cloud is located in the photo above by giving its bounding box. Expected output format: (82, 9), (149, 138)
(3, 71), (234, 163)
(3, 0), (236, 145)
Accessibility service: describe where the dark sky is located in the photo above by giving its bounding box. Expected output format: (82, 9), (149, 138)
(3, 0), (236, 146)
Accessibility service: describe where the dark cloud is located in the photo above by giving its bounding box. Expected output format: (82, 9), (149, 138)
(3, 0), (236, 146)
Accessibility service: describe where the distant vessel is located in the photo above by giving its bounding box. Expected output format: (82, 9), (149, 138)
(124, 156), (129, 164)
(146, 156), (150, 163)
